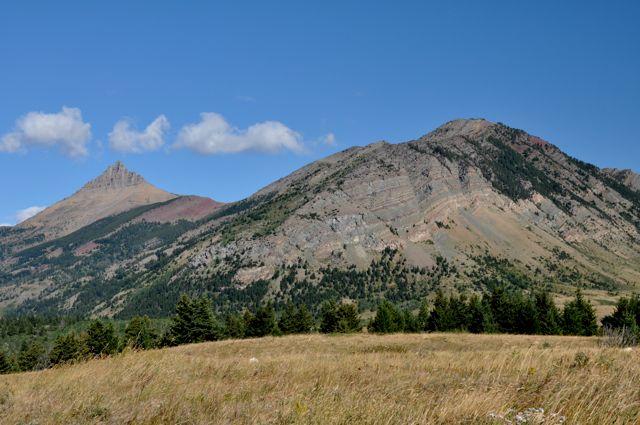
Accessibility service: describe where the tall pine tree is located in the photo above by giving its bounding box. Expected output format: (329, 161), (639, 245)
(369, 301), (405, 333)
(562, 290), (598, 336)
(86, 320), (119, 356)
(246, 304), (278, 337)
(124, 316), (158, 349)
(533, 290), (562, 335)
(17, 340), (47, 371)
(169, 295), (220, 344)
(427, 291), (454, 331)
(50, 333), (84, 364)
(0, 350), (14, 374)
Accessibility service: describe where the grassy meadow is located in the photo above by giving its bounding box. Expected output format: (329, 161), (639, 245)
(0, 332), (638, 424)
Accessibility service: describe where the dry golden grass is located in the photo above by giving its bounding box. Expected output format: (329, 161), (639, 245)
(1, 333), (639, 424)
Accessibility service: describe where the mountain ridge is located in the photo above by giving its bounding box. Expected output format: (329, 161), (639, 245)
(2, 119), (640, 318)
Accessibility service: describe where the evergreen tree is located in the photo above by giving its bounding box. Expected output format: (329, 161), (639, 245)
(86, 320), (119, 356)
(417, 299), (430, 331)
(279, 303), (315, 334)
(562, 290), (598, 336)
(169, 294), (196, 345)
(427, 291), (453, 331)
(515, 293), (537, 334)
(292, 304), (315, 333)
(242, 310), (255, 331)
(481, 296), (498, 333)
(335, 303), (361, 333)
(191, 297), (221, 342)
(449, 294), (471, 331)
(319, 300), (339, 333)
(488, 286), (518, 333)
(167, 295), (220, 344)
(369, 301), (404, 333)
(533, 290), (562, 335)
(602, 295), (640, 336)
(467, 295), (494, 334)
(616, 309), (640, 339)
(246, 304), (278, 337)
(402, 309), (420, 333)
(0, 350), (14, 374)
(278, 303), (299, 335)
(319, 300), (360, 333)
(17, 340), (47, 371)
(158, 329), (175, 348)
(224, 313), (246, 339)
(124, 316), (158, 349)
(50, 333), (84, 365)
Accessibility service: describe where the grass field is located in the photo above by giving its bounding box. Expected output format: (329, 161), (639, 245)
(0, 333), (638, 424)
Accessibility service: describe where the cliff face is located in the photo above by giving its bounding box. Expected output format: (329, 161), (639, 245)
(2, 120), (640, 317)
(182, 119), (640, 285)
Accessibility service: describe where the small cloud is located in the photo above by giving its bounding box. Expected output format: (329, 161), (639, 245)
(235, 95), (256, 103)
(0, 107), (91, 158)
(109, 115), (170, 153)
(16, 206), (46, 223)
(174, 112), (306, 155)
(0, 223), (13, 227)
(319, 133), (337, 146)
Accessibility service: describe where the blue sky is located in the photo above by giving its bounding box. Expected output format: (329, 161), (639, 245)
(1, 1), (639, 225)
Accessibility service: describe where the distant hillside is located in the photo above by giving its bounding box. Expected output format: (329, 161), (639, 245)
(2, 119), (640, 317)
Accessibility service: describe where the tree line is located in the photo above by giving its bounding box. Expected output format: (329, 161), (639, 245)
(0, 295), (360, 374)
(369, 288), (598, 336)
(1, 288), (636, 374)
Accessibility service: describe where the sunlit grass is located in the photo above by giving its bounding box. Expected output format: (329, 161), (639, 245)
(0, 333), (638, 424)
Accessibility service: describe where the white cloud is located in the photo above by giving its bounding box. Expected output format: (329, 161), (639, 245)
(319, 133), (337, 146)
(174, 113), (306, 155)
(16, 206), (46, 223)
(109, 115), (170, 153)
(0, 107), (91, 158)
(0, 224), (13, 227)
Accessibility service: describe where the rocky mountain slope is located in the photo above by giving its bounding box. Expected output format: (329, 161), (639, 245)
(604, 168), (640, 192)
(17, 161), (178, 241)
(2, 119), (640, 318)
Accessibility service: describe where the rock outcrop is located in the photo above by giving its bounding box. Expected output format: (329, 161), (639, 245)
(186, 119), (640, 286)
(603, 168), (640, 192)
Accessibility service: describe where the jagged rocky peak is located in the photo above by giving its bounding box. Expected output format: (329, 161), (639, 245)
(82, 161), (145, 191)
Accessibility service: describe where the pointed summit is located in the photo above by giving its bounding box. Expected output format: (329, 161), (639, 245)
(82, 161), (146, 191)
(17, 161), (177, 239)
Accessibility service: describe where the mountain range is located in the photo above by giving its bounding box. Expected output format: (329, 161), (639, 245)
(1, 119), (640, 318)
